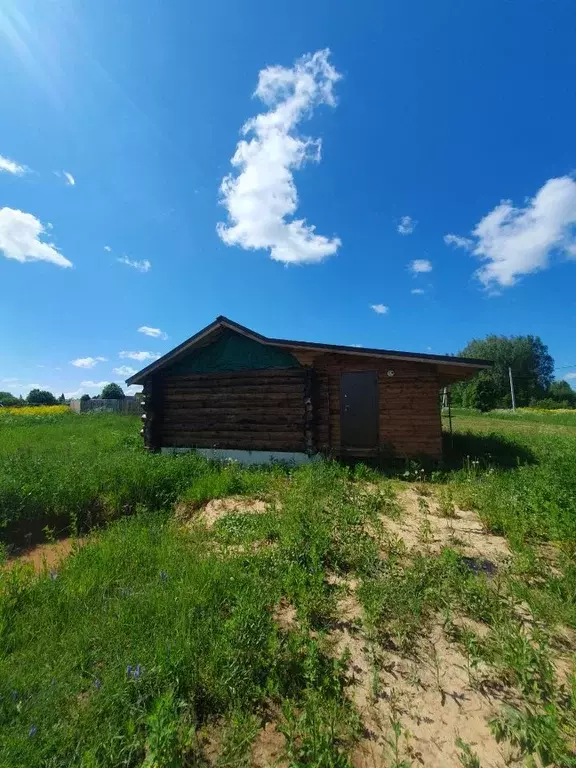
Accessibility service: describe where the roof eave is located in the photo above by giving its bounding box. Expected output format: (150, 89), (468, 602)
(125, 315), (493, 385)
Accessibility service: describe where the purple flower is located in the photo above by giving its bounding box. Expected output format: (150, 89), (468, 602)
(94, 679), (101, 690)
(29, 725), (37, 738)
(49, 569), (58, 581)
(126, 663), (143, 681)
(11, 690), (18, 701)
(160, 570), (168, 582)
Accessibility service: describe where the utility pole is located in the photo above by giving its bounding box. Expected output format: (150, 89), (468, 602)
(508, 366), (516, 412)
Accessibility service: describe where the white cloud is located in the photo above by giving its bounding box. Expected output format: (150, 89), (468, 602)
(445, 176), (576, 288)
(118, 255), (151, 273)
(113, 365), (137, 376)
(410, 259), (432, 273)
(411, 288), (425, 295)
(104, 245), (112, 252)
(0, 208), (72, 268)
(64, 389), (84, 399)
(0, 154), (27, 175)
(444, 233), (473, 250)
(119, 351), (161, 362)
(397, 216), (416, 235)
(138, 325), (168, 340)
(564, 372), (576, 380)
(63, 171), (75, 186)
(1, 377), (19, 383)
(71, 356), (107, 369)
(217, 49), (341, 265)
(80, 380), (110, 389)
(370, 304), (389, 314)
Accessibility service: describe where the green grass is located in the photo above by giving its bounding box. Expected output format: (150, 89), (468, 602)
(0, 409), (575, 766)
(0, 412), (284, 545)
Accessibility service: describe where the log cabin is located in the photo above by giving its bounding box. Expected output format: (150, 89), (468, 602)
(126, 316), (491, 463)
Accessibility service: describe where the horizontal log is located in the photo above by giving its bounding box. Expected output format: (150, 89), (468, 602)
(163, 402), (304, 413)
(162, 435), (306, 451)
(163, 383), (305, 396)
(162, 412), (304, 426)
(163, 393), (303, 405)
(164, 368), (304, 383)
(162, 422), (304, 434)
(162, 428), (303, 440)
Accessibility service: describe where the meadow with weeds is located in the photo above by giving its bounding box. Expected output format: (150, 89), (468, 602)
(0, 409), (575, 766)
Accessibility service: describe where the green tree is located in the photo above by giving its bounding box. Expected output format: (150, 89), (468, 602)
(452, 335), (553, 409)
(26, 389), (57, 405)
(101, 383), (125, 399)
(460, 371), (499, 411)
(549, 380), (574, 398)
(0, 391), (19, 406)
(80, 394), (91, 403)
(58, 393), (66, 404)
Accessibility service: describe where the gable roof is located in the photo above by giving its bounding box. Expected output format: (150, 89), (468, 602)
(126, 315), (492, 385)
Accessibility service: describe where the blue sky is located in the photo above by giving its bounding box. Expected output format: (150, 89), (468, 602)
(1, 0), (575, 399)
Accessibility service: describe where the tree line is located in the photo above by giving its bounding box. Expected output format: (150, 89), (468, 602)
(0, 383), (126, 407)
(1, 336), (572, 413)
(451, 334), (574, 411)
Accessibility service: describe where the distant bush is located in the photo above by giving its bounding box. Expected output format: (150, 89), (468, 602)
(0, 391), (19, 407)
(26, 389), (57, 405)
(528, 397), (575, 410)
(101, 383), (125, 399)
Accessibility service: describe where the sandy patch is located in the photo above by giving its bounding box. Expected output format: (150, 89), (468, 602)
(176, 496), (270, 529)
(332, 618), (515, 767)
(5, 537), (84, 573)
(251, 721), (288, 768)
(382, 488), (511, 564)
(273, 598), (299, 633)
(323, 577), (519, 768)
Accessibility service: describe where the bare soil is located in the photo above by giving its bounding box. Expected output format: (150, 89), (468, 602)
(327, 487), (521, 768)
(177, 497), (270, 529)
(5, 537), (84, 573)
(385, 487), (511, 564)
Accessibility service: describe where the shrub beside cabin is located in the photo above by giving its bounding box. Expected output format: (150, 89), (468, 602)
(126, 317), (491, 463)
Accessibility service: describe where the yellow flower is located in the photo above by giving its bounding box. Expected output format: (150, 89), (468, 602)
(0, 405), (70, 416)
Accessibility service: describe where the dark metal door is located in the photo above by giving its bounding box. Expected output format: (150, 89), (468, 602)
(340, 371), (379, 449)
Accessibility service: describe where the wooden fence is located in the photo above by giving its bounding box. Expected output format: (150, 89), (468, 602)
(70, 397), (141, 414)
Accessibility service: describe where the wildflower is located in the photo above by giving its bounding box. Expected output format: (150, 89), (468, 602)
(94, 679), (101, 690)
(29, 725), (37, 738)
(126, 664), (144, 681)
(11, 690), (18, 701)
(160, 570), (168, 582)
(49, 569), (58, 581)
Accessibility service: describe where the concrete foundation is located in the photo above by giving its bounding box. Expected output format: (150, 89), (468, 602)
(161, 447), (318, 466)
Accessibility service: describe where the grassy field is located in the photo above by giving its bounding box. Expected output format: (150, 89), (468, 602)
(0, 409), (575, 766)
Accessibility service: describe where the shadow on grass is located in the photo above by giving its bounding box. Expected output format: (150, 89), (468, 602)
(442, 430), (537, 470)
(337, 430), (536, 478)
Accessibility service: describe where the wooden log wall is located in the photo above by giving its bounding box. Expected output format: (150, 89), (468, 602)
(140, 376), (162, 451)
(158, 368), (308, 452)
(292, 349), (443, 459)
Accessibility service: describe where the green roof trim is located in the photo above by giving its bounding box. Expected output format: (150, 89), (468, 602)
(162, 329), (301, 375)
